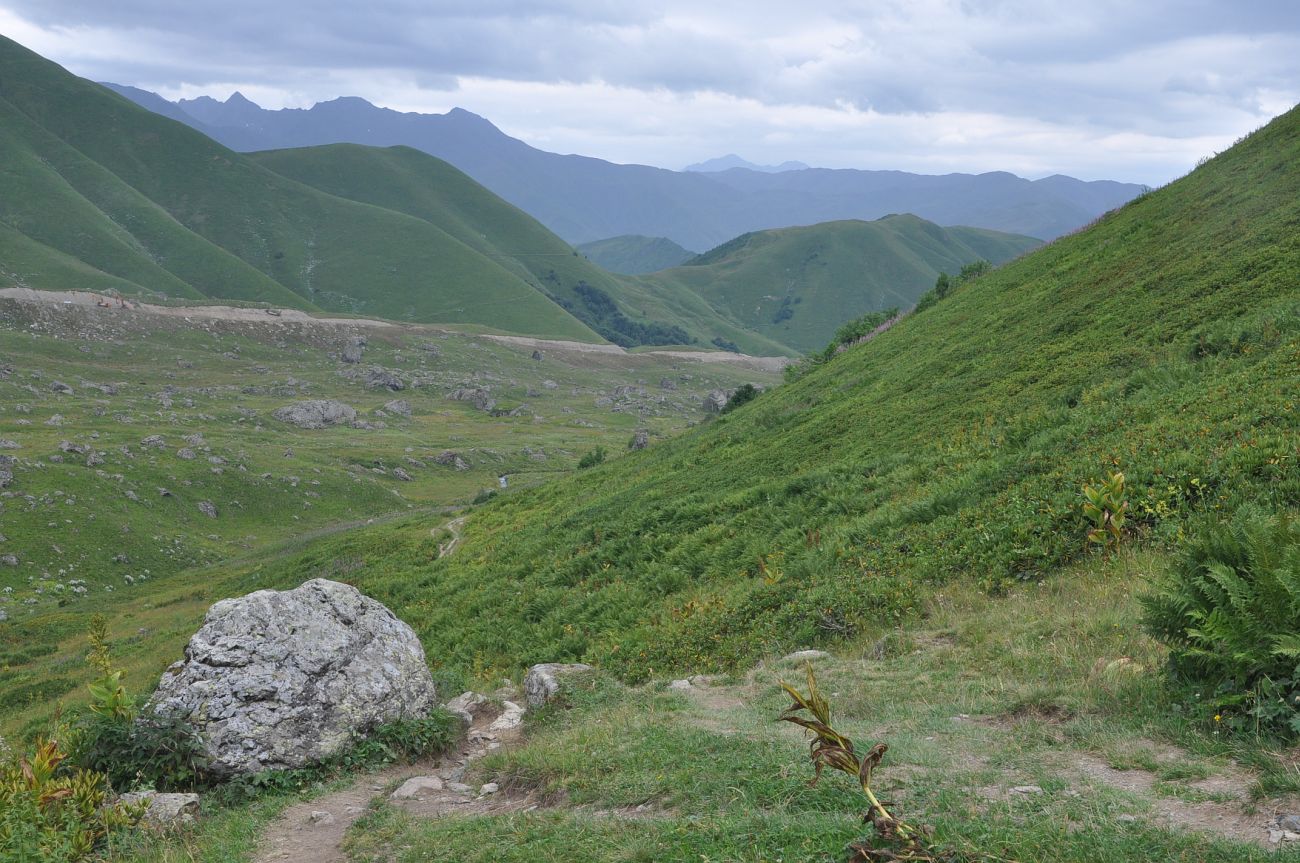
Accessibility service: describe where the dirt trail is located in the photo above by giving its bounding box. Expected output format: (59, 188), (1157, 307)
(0, 287), (789, 370)
(433, 515), (468, 558)
(252, 702), (528, 863)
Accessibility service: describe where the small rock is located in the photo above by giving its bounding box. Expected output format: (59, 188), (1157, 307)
(629, 429), (650, 451)
(447, 782), (473, 794)
(1010, 785), (1043, 795)
(444, 691), (491, 726)
(1278, 815), (1300, 833)
(782, 649), (830, 662)
(531, 350), (543, 361)
(141, 435), (166, 449)
(383, 399), (412, 417)
(488, 701), (525, 731)
(524, 663), (594, 708)
(480, 782), (499, 795)
(392, 468), (412, 482)
(177, 448), (197, 460)
(668, 679), (692, 691)
(197, 501), (218, 518)
(118, 791), (201, 824)
(391, 776), (444, 800)
(1115, 814), (1138, 824)
(49, 380), (74, 395)
(308, 810), (335, 825)
(1, 554), (18, 567)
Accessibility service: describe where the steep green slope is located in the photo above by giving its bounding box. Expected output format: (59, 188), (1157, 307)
(576, 235), (698, 274)
(268, 105), (1299, 679)
(249, 144), (793, 355)
(638, 216), (1040, 352)
(0, 36), (598, 341)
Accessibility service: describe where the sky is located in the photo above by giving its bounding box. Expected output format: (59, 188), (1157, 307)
(1, 1), (1297, 185)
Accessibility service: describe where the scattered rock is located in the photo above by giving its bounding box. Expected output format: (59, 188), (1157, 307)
(668, 679), (693, 691)
(272, 400), (358, 430)
(391, 776), (444, 800)
(782, 649), (831, 662)
(49, 380), (74, 395)
(1, 554), (17, 567)
(659, 377), (677, 390)
(435, 450), (470, 471)
(341, 338), (365, 364)
(118, 791), (201, 825)
(531, 350), (543, 361)
(629, 429), (650, 450)
(1010, 785), (1044, 795)
(444, 691), (491, 727)
(392, 468), (412, 482)
(144, 579), (437, 777)
(197, 501), (218, 519)
(308, 810), (335, 825)
(523, 663), (594, 708)
(480, 782), (500, 795)
(1278, 815), (1300, 833)
(0, 440), (18, 449)
(177, 448), (197, 460)
(366, 368), (405, 391)
(447, 387), (496, 412)
(703, 389), (732, 412)
(383, 399), (412, 417)
(488, 701), (526, 731)
(541, 380), (558, 390)
(0, 455), (13, 488)
(141, 435), (166, 449)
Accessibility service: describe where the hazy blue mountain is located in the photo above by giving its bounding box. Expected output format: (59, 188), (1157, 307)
(106, 87), (1145, 248)
(684, 154), (812, 172)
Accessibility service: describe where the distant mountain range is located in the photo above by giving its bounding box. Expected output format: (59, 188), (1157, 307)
(103, 85), (1145, 249)
(684, 154), (811, 173)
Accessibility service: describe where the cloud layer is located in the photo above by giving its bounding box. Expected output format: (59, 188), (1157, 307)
(3, 1), (1296, 183)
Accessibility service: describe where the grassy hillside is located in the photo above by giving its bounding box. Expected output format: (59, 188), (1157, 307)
(576, 235), (697, 274)
(221, 104), (1299, 682)
(249, 144), (793, 356)
(0, 36), (600, 341)
(636, 215), (1041, 352)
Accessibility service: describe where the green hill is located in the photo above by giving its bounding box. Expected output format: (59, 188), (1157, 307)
(576, 235), (698, 274)
(247, 144), (792, 355)
(235, 104), (1300, 680)
(637, 216), (1041, 352)
(0, 36), (600, 341)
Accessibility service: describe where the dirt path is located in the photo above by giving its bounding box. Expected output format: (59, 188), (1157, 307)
(433, 515), (468, 558)
(252, 700), (528, 863)
(0, 287), (789, 370)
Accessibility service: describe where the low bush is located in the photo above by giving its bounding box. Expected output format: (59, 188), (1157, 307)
(578, 446), (607, 469)
(1142, 509), (1300, 735)
(0, 737), (141, 862)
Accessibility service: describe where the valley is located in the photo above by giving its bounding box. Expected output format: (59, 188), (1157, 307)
(0, 17), (1296, 863)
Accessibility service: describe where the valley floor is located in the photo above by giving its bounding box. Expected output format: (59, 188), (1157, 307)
(107, 552), (1300, 863)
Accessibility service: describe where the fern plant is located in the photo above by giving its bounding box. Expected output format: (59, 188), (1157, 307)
(1141, 509), (1300, 734)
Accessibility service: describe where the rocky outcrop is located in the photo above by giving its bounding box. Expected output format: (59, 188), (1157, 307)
(447, 387), (495, 412)
(272, 400), (357, 429)
(366, 368), (404, 391)
(629, 429), (650, 450)
(341, 337), (365, 364)
(145, 579), (437, 777)
(382, 399), (412, 417)
(523, 662), (594, 708)
(703, 389), (732, 412)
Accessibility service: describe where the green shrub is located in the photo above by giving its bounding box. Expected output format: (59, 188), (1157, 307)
(720, 383), (759, 413)
(69, 711), (211, 792)
(578, 446), (607, 469)
(0, 737), (142, 862)
(1141, 509), (1300, 735)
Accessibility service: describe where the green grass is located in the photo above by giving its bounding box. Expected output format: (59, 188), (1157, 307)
(0, 299), (778, 739)
(634, 215), (1041, 352)
(575, 234), (697, 274)
(340, 556), (1300, 862)
(323, 104), (1300, 682)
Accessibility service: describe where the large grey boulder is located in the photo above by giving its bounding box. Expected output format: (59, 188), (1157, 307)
(703, 389), (732, 413)
(272, 400), (357, 429)
(523, 663), (594, 708)
(447, 387), (496, 412)
(145, 579), (437, 777)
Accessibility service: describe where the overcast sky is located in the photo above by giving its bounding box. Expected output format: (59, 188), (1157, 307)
(2, 1), (1296, 184)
